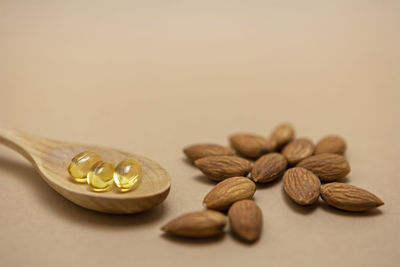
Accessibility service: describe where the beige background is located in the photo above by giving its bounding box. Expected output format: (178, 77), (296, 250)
(0, 1), (399, 266)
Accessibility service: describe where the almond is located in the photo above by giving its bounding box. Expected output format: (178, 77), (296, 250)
(297, 153), (350, 181)
(320, 183), (384, 211)
(194, 155), (252, 181)
(228, 200), (263, 243)
(230, 133), (276, 158)
(183, 143), (235, 161)
(161, 210), (227, 238)
(315, 135), (347, 155)
(251, 153), (287, 183)
(281, 138), (315, 165)
(270, 123), (295, 149)
(283, 167), (321, 205)
(203, 177), (256, 210)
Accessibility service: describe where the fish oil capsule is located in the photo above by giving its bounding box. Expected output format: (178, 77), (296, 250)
(113, 159), (142, 192)
(87, 161), (115, 192)
(68, 151), (102, 183)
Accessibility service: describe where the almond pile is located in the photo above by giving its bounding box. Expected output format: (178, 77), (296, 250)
(161, 123), (384, 243)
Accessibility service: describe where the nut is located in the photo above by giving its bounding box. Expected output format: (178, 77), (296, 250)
(315, 135), (347, 155)
(281, 138), (315, 165)
(228, 200), (263, 243)
(251, 153), (287, 183)
(203, 177), (256, 210)
(194, 155), (252, 181)
(161, 210), (227, 238)
(183, 143), (235, 161)
(270, 123), (295, 149)
(283, 167), (321, 205)
(320, 183), (384, 211)
(230, 133), (276, 158)
(297, 153), (350, 181)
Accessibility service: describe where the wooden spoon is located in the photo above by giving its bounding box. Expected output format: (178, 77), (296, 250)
(0, 128), (171, 214)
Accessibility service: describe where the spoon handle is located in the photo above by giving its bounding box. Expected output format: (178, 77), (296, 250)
(0, 128), (55, 165)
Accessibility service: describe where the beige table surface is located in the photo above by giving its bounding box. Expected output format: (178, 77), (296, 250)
(1, 1), (399, 266)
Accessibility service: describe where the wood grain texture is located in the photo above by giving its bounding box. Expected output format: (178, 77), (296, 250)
(0, 1), (398, 266)
(0, 128), (171, 214)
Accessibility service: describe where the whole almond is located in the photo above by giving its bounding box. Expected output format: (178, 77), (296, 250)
(321, 183), (384, 211)
(228, 200), (263, 243)
(270, 123), (295, 149)
(230, 133), (276, 158)
(315, 135), (347, 155)
(251, 153), (287, 183)
(203, 177), (256, 210)
(161, 210), (227, 238)
(283, 167), (321, 205)
(281, 138), (315, 165)
(194, 155), (252, 181)
(183, 143), (235, 161)
(297, 153), (350, 181)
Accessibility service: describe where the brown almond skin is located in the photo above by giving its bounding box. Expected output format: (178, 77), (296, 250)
(228, 200), (263, 243)
(161, 210), (227, 238)
(283, 167), (321, 205)
(321, 183), (384, 211)
(230, 133), (276, 158)
(270, 123), (295, 149)
(251, 153), (287, 183)
(203, 177), (256, 210)
(183, 144), (235, 161)
(281, 138), (315, 165)
(194, 155), (252, 181)
(315, 135), (347, 155)
(297, 153), (350, 181)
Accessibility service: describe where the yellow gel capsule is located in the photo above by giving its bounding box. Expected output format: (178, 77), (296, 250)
(113, 159), (142, 192)
(87, 161), (115, 192)
(68, 151), (102, 183)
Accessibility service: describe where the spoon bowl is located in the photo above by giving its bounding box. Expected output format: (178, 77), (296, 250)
(0, 128), (171, 214)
